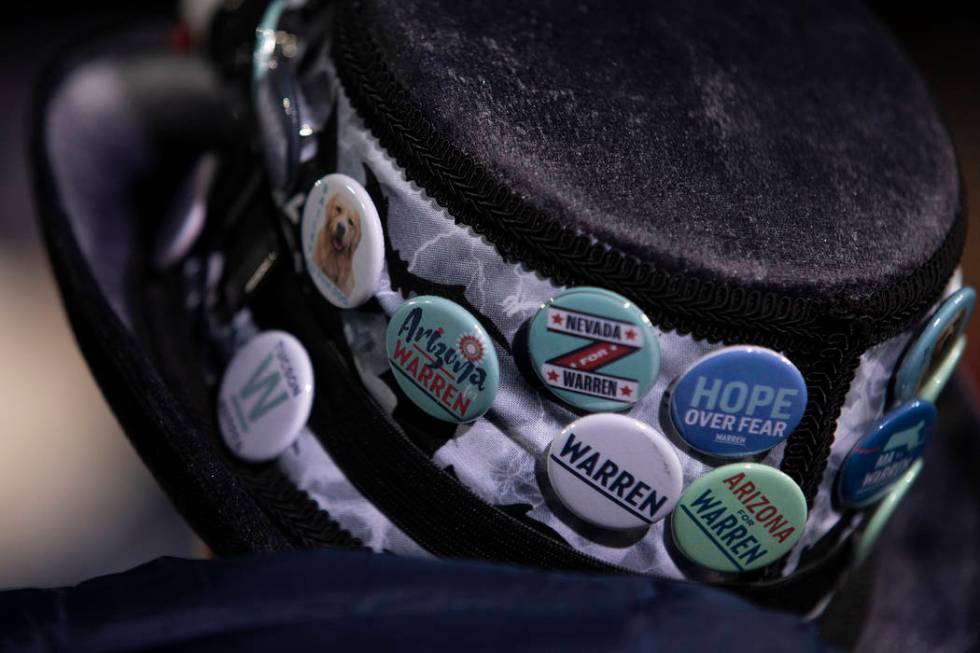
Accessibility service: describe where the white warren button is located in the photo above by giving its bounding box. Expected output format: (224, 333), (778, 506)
(546, 413), (682, 530)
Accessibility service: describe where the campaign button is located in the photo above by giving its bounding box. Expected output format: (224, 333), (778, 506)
(920, 336), (966, 404)
(253, 0), (299, 191)
(837, 399), (936, 508)
(854, 458), (923, 564)
(669, 346), (807, 458)
(528, 287), (661, 412)
(894, 287), (975, 403)
(671, 463), (807, 573)
(217, 330), (314, 463)
(252, 0), (286, 84)
(546, 413), (682, 530)
(301, 173), (385, 308)
(386, 296), (500, 423)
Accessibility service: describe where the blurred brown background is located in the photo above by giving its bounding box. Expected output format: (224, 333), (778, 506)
(871, 3), (980, 389)
(0, 1), (977, 589)
(0, 2), (201, 589)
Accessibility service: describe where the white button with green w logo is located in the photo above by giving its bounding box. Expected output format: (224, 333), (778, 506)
(217, 331), (314, 462)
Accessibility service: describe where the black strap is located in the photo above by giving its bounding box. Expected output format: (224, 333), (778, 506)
(248, 259), (620, 571)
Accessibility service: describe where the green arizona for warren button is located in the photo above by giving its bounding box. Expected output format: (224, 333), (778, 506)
(671, 463), (806, 573)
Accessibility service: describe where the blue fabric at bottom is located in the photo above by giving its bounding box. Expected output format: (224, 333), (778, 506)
(0, 548), (829, 652)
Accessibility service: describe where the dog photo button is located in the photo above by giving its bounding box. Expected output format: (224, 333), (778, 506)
(301, 173), (384, 308)
(837, 399), (936, 508)
(671, 463), (807, 573)
(546, 413), (682, 530)
(669, 346), (807, 459)
(217, 331), (314, 463)
(385, 296), (500, 423)
(528, 287), (661, 412)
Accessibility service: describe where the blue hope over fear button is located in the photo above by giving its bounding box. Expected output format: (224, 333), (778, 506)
(669, 346), (807, 458)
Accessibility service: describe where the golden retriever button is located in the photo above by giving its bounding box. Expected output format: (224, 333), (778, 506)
(386, 296), (501, 423)
(217, 331), (314, 462)
(301, 173), (384, 308)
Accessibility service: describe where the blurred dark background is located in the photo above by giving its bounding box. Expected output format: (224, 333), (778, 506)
(1, 0), (977, 619)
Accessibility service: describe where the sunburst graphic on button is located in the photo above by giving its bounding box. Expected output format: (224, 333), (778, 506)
(458, 334), (485, 363)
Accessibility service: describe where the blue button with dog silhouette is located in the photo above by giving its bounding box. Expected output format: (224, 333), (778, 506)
(837, 399), (936, 508)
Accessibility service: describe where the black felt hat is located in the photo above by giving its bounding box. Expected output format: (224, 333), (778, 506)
(32, 0), (968, 626)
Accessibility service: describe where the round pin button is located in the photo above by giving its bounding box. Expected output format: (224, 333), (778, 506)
(528, 287), (661, 412)
(920, 335), (966, 404)
(385, 296), (500, 423)
(253, 0), (286, 84)
(671, 463), (807, 573)
(217, 331), (314, 463)
(894, 287), (975, 403)
(253, 0), (300, 191)
(546, 413), (682, 530)
(669, 346), (807, 459)
(854, 458), (923, 564)
(301, 173), (384, 308)
(837, 399), (936, 508)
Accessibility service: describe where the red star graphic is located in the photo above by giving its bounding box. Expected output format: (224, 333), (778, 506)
(625, 329), (637, 340)
(436, 327), (444, 335)
(546, 370), (559, 382)
(620, 385), (633, 397)
(551, 313), (564, 325)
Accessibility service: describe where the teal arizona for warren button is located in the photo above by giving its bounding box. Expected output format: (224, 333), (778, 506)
(528, 287), (661, 412)
(386, 296), (500, 423)
(669, 346), (807, 458)
(671, 463), (806, 573)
